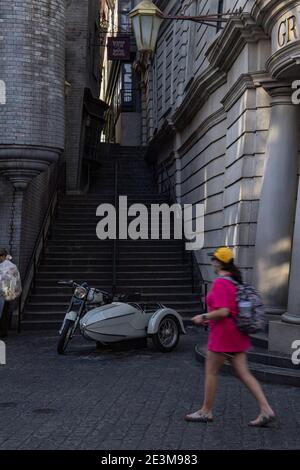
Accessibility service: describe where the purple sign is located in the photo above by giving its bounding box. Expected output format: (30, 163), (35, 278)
(107, 36), (131, 61)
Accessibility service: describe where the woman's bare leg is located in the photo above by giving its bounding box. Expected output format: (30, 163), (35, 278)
(231, 353), (275, 423)
(200, 351), (227, 417)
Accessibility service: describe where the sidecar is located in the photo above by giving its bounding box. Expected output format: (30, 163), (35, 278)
(79, 295), (186, 352)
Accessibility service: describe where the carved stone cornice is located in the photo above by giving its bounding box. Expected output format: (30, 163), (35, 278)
(251, 71), (293, 104)
(252, 0), (300, 34)
(266, 40), (300, 78)
(172, 66), (227, 131)
(206, 13), (269, 73)
(177, 108), (226, 157)
(221, 74), (256, 111)
(0, 145), (60, 189)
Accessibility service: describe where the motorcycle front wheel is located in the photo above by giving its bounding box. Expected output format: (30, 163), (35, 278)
(57, 319), (74, 355)
(152, 316), (180, 352)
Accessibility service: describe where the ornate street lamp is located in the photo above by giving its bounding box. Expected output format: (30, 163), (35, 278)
(129, 1), (164, 53)
(130, 0), (232, 53)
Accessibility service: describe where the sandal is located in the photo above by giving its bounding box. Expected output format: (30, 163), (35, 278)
(248, 414), (276, 428)
(185, 411), (213, 423)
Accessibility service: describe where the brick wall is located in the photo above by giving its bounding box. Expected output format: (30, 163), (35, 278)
(0, 177), (14, 252)
(19, 164), (55, 275)
(0, 0), (65, 273)
(0, 0), (65, 148)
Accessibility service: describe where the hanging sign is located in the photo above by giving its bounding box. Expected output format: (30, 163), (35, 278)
(107, 36), (131, 61)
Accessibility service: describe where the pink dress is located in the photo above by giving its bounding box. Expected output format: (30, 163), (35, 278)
(206, 278), (251, 353)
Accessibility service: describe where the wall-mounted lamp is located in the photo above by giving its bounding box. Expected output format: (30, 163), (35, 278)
(129, 1), (231, 53)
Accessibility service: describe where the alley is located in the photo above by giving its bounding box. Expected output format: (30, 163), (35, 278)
(0, 327), (299, 451)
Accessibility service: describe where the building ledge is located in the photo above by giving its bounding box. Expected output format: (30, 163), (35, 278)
(206, 13), (269, 73)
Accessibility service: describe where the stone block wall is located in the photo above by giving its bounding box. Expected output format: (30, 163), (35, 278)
(146, 1), (273, 284)
(0, 0), (65, 148)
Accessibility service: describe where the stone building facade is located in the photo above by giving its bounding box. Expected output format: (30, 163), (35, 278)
(65, 0), (107, 192)
(142, 0), (300, 354)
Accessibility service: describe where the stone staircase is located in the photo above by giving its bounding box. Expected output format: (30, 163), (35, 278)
(22, 145), (202, 330)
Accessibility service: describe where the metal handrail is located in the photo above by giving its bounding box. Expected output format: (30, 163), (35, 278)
(18, 158), (66, 332)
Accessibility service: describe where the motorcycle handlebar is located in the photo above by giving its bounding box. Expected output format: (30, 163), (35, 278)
(57, 281), (112, 298)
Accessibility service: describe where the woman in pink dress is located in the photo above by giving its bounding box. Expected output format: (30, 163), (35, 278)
(185, 247), (276, 427)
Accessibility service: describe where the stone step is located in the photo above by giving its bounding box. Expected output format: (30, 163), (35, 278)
(247, 349), (298, 370)
(45, 242), (113, 249)
(40, 254), (187, 263)
(195, 344), (300, 388)
(36, 272), (113, 280)
(35, 276), (194, 288)
(59, 196), (167, 204)
(37, 262), (190, 273)
(45, 250), (184, 258)
(250, 333), (269, 349)
(28, 292), (201, 305)
(32, 283), (197, 295)
(40, 253), (190, 271)
(49, 239), (183, 245)
(45, 248), (183, 256)
(53, 221), (179, 227)
(22, 145), (199, 331)
(27, 292), (201, 306)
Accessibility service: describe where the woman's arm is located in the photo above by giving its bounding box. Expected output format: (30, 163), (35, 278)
(192, 308), (230, 325)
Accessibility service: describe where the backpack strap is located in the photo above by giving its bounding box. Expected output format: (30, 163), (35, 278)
(215, 276), (239, 323)
(216, 276), (239, 286)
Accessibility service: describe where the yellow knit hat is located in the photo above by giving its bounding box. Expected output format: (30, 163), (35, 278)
(209, 247), (234, 264)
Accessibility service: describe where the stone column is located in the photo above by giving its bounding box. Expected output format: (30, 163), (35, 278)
(0, 152), (57, 267)
(253, 84), (300, 316)
(269, 177), (300, 354)
(283, 194), (300, 324)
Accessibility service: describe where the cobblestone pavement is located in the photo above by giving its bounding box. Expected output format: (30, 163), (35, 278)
(0, 326), (299, 450)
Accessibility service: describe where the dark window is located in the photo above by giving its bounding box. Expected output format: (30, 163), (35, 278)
(115, 62), (141, 116)
(217, 0), (224, 32)
(119, 0), (133, 32)
(122, 63), (133, 104)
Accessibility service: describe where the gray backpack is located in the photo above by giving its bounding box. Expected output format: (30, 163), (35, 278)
(217, 277), (266, 334)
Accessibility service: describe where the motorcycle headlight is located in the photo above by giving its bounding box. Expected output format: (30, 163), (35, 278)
(74, 286), (87, 299)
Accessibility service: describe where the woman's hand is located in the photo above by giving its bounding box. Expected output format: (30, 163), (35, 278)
(192, 314), (208, 326)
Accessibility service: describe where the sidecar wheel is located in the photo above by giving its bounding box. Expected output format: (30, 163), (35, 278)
(152, 316), (180, 352)
(57, 320), (74, 355)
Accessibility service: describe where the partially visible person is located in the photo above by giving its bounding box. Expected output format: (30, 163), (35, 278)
(0, 248), (22, 338)
(185, 247), (276, 427)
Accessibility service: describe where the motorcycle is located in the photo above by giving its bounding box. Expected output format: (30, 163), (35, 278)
(57, 280), (112, 354)
(57, 280), (186, 355)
